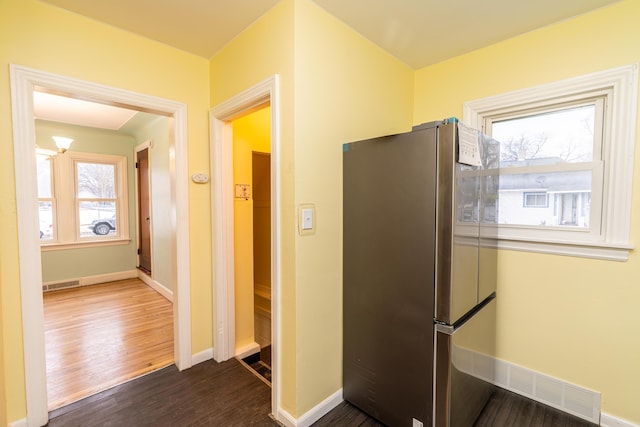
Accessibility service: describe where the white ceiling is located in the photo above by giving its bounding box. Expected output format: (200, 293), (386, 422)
(39, 0), (621, 69)
(34, 91), (138, 130)
(34, 0), (621, 130)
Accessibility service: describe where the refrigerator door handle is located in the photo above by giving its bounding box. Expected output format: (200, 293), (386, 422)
(435, 323), (454, 335)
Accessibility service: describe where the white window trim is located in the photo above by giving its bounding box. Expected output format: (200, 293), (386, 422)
(41, 150), (130, 248)
(464, 64), (638, 261)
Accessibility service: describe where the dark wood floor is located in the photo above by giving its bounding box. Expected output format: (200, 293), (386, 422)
(46, 359), (274, 427)
(46, 358), (596, 427)
(313, 390), (597, 427)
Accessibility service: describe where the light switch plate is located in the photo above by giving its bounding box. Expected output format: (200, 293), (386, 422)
(235, 184), (251, 199)
(298, 204), (316, 235)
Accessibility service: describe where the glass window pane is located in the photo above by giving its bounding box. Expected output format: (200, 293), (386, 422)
(36, 154), (52, 198)
(79, 201), (117, 238)
(38, 201), (53, 241)
(493, 105), (596, 167)
(499, 170), (591, 228)
(77, 162), (115, 198)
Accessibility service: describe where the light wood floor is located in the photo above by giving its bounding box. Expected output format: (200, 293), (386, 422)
(44, 278), (174, 410)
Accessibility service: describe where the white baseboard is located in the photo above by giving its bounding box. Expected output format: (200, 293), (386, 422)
(276, 408), (297, 427)
(137, 270), (173, 302)
(235, 342), (261, 360)
(43, 269), (138, 291)
(296, 389), (344, 427)
(275, 389), (343, 427)
(82, 269), (138, 286)
(8, 418), (27, 427)
(601, 413), (640, 427)
(191, 348), (214, 366)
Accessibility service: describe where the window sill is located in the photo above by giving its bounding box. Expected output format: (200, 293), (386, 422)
(490, 237), (633, 261)
(40, 238), (131, 251)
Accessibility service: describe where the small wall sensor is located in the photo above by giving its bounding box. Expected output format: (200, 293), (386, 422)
(191, 173), (209, 183)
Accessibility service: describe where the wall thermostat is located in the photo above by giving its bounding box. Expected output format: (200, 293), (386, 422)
(191, 173), (209, 183)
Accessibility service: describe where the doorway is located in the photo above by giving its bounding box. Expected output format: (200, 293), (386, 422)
(34, 103), (174, 410)
(230, 106), (272, 383)
(210, 75), (281, 419)
(10, 65), (192, 426)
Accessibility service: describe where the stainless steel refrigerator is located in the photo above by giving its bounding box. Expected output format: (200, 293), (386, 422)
(343, 118), (500, 427)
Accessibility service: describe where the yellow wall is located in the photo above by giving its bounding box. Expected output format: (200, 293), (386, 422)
(233, 107), (271, 351)
(292, 0), (414, 415)
(0, 0), (210, 422)
(0, 260), (6, 427)
(414, 0), (640, 422)
(4, 0), (637, 424)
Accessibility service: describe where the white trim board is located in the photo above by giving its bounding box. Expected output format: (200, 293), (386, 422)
(137, 270), (173, 302)
(235, 342), (261, 360)
(601, 413), (640, 427)
(8, 419), (27, 427)
(9, 64), (192, 427)
(191, 348), (214, 366)
(294, 389), (344, 427)
(43, 269), (138, 291)
(276, 389), (343, 427)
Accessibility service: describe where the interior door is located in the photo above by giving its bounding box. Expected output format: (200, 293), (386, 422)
(137, 147), (152, 273)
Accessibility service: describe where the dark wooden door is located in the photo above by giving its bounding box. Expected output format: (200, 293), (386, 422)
(252, 152), (271, 353)
(137, 148), (152, 273)
(252, 152), (271, 288)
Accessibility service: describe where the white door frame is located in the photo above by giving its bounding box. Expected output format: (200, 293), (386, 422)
(9, 64), (192, 426)
(210, 75), (281, 418)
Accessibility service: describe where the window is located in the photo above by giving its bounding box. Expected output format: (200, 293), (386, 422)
(523, 192), (548, 208)
(36, 150), (55, 241)
(76, 162), (117, 238)
(37, 150), (129, 248)
(464, 65), (638, 260)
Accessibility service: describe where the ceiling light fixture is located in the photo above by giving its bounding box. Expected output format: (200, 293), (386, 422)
(52, 136), (73, 153)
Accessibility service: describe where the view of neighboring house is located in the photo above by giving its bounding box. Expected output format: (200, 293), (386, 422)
(497, 159), (591, 228)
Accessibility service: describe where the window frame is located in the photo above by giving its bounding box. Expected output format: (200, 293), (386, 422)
(40, 150), (129, 250)
(464, 64), (638, 261)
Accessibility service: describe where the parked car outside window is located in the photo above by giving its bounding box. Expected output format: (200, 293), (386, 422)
(90, 216), (116, 235)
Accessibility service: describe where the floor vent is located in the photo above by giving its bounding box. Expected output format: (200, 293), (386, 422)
(43, 280), (80, 292)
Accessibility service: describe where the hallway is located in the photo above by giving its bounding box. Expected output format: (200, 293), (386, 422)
(44, 278), (174, 410)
